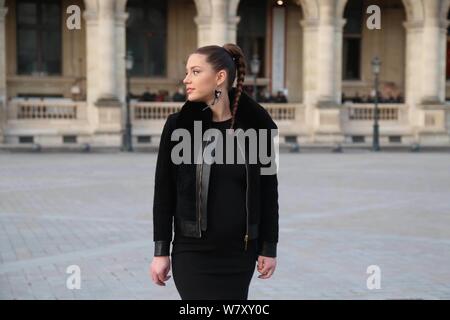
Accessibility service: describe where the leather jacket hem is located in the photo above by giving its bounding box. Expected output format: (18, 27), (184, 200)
(176, 219), (260, 240)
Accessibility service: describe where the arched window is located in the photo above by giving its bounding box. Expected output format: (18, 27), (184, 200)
(343, 0), (363, 80)
(237, 0), (266, 78)
(126, 0), (167, 77)
(16, 0), (62, 75)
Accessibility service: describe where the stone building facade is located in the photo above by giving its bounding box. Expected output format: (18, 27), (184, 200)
(0, 0), (449, 149)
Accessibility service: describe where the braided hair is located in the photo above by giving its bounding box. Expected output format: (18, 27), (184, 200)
(194, 43), (247, 129)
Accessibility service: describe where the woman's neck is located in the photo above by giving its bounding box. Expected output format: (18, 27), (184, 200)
(207, 91), (232, 122)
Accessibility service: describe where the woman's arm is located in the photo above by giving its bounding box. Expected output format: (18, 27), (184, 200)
(153, 113), (178, 256)
(258, 121), (279, 258)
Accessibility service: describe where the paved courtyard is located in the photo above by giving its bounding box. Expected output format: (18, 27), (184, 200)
(0, 151), (449, 299)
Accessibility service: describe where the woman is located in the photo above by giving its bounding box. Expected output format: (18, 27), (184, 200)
(149, 43), (279, 300)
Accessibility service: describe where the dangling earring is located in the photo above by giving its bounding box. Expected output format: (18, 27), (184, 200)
(212, 89), (222, 105)
(203, 88), (222, 111)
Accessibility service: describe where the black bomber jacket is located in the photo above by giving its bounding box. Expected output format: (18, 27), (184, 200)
(152, 87), (279, 257)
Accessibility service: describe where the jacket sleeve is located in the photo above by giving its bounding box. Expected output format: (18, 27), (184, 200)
(153, 113), (177, 256)
(257, 121), (279, 258)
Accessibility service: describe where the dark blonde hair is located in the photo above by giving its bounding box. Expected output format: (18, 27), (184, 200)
(194, 43), (247, 129)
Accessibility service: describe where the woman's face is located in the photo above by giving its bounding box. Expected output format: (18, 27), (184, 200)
(183, 53), (227, 103)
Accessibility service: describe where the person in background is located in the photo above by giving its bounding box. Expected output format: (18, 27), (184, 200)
(155, 90), (168, 102)
(140, 87), (154, 102)
(274, 90), (287, 103)
(172, 86), (186, 102)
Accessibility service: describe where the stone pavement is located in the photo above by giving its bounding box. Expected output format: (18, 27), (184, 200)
(0, 151), (449, 299)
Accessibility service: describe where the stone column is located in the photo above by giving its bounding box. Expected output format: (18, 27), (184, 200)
(403, 0), (449, 145)
(316, 4), (344, 107)
(83, 6), (99, 111)
(114, 6), (129, 135)
(83, 0), (122, 148)
(194, 0), (240, 47)
(300, 18), (319, 106)
(227, 15), (240, 44)
(210, 0), (228, 45)
(418, 16), (449, 144)
(95, 0), (120, 106)
(301, 1), (345, 144)
(403, 21), (423, 107)
(420, 19), (447, 104)
(0, 3), (8, 143)
(334, 18), (346, 105)
(194, 15), (212, 47)
(299, 18), (319, 137)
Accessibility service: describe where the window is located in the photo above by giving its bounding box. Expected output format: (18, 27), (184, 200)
(63, 135), (77, 144)
(126, 0), (167, 77)
(237, 0), (266, 78)
(343, 0), (363, 80)
(352, 135), (365, 143)
(137, 136), (151, 144)
(389, 136), (401, 143)
(19, 136), (34, 143)
(16, 0), (62, 75)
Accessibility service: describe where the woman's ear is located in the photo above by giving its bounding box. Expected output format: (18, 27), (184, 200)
(216, 70), (227, 87)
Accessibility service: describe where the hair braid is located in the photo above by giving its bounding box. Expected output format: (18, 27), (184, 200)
(222, 44), (246, 130)
(228, 55), (245, 129)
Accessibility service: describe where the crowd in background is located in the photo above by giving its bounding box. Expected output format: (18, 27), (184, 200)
(342, 91), (404, 104)
(135, 85), (289, 103)
(137, 86), (186, 102)
(342, 82), (405, 104)
(135, 84), (406, 105)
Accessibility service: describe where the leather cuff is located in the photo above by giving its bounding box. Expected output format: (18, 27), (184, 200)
(258, 241), (277, 258)
(154, 240), (171, 256)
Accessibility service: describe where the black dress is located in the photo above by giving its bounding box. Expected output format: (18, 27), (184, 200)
(171, 117), (258, 300)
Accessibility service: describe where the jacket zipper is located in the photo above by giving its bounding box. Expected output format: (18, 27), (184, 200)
(244, 160), (249, 251)
(198, 140), (205, 237)
(244, 157), (249, 251)
(237, 139), (249, 251)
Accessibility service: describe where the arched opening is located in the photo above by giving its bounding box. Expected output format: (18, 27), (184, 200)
(342, 0), (406, 104)
(125, 0), (197, 102)
(237, 0), (268, 100)
(237, 0), (302, 103)
(126, 0), (168, 77)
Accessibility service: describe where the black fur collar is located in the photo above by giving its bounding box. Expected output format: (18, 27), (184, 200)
(176, 87), (277, 131)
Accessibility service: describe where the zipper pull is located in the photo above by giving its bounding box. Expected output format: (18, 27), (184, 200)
(244, 234), (249, 251)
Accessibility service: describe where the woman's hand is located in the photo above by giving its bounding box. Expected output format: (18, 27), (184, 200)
(257, 256), (277, 279)
(150, 256), (171, 286)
